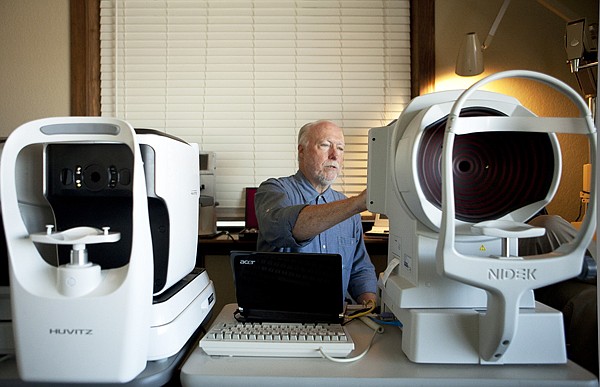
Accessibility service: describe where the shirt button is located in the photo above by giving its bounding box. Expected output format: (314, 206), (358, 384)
(322, 244), (326, 249)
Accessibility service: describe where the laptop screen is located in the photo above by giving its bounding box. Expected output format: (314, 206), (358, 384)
(231, 251), (344, 323)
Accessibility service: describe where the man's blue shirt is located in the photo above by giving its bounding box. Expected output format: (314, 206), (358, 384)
(255, 171), (377, 301)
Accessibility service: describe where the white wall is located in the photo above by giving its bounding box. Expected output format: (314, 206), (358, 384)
(0, 0), (70, 137)
(436, 0), (599, 221)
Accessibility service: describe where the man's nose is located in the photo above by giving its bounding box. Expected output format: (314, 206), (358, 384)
(329, 147), (340, 159)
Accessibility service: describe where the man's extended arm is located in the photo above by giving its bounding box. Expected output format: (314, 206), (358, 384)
(292, 190), (367, 242)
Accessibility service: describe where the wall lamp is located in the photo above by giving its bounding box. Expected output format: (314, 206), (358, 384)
(455, 0), (512, 76)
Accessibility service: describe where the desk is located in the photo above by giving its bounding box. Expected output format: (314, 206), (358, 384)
(180, 304), (598, 387)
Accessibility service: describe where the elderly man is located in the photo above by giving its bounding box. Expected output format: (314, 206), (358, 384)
(254, 120), (377, 305)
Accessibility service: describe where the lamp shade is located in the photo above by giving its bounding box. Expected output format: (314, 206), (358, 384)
(456, 32), (484, 76)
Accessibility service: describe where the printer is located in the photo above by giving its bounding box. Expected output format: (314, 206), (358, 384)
(0, 117), (215, 383)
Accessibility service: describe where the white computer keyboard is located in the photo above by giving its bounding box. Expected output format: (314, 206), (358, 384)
(199, 321), (355, 358)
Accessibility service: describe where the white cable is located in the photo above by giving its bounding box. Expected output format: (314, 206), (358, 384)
(359, 316), (385, 333)
(379, 257), (401, 288)
(319, 329), (378, 363)
(319, 318), (383, 363)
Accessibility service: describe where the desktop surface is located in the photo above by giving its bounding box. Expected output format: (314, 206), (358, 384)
(181, 304), (598, 387)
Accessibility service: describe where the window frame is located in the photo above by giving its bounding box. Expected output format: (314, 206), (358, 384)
(70, 0), (101, 116)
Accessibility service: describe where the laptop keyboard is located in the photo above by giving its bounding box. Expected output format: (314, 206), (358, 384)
(199, 321), (354, 358)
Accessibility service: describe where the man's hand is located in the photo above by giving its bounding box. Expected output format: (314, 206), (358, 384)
(356, 292), (377, 306)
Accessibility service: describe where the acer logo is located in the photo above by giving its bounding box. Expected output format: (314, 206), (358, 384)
(49, 328), (93, 335)
(239, 259), (255, 265)
(488, 268), (537, 280)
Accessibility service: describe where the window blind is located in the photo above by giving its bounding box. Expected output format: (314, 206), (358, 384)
(99, 0), (411, 217)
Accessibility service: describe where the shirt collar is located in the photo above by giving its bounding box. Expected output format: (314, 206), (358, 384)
(293, 170), (334, 204)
